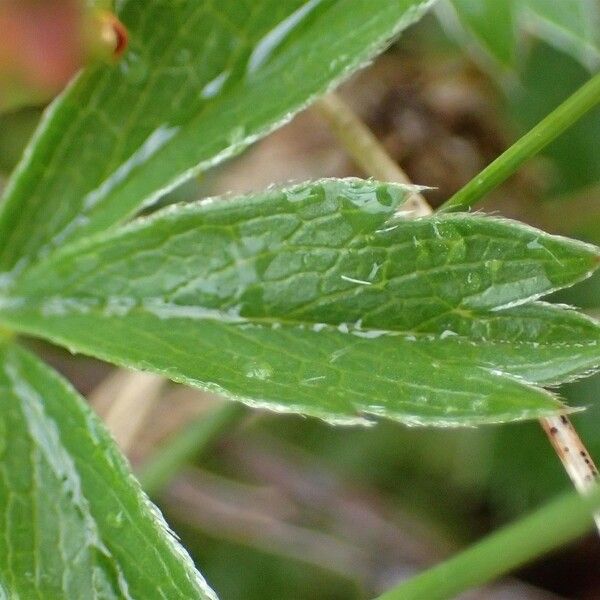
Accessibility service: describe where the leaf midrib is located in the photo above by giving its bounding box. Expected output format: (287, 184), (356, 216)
(3, 305), (563, 423)
(5, 295), (598, 354)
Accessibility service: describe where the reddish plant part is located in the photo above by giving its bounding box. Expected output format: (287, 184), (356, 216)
(0, 0), (128, 111)
(0, 0), (85, 107)
(91, 9), (129, 61)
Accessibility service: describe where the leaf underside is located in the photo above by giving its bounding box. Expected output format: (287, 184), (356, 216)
(1, 179), (599, 426)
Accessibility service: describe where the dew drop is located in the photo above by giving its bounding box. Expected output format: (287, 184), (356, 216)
(107, 511), (124, 529)
(368, 262), (382, 280)
(120, 51), (148, 85)
(82, 125), (179, 212)
(301, 375), (326, 386)
(439, 329), (458, 340)
(245, 362), (273, 381)
(484, 259), (502, 274)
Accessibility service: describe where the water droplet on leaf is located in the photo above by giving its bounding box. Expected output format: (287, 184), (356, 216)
(107, 511), (124, 528)
(120, 51), (148, 84)
(245, 362), (273, 380)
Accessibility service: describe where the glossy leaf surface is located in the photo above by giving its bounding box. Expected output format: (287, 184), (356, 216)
(1, 180), (599, 425)
(441, 0), (600, 72)
(0, 342), (216, 599)
(0, 0), (434, 274)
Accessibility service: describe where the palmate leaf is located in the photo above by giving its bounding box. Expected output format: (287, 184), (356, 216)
(1, 179), (599, 426)
(439, 0), (600, 73)
(0, 341), (216, 599)
(0, 0), (434, 275)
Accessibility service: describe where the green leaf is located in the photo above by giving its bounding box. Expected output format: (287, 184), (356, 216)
(0, 0), (434, 275)
(0, 342), (216, 598)
(440, 0), (517, 68)
(440, 0), (600, 73)
(1, 179), (599, 426)
(524, 0), (600, 69)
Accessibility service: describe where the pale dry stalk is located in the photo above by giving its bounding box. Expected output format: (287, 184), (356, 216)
(90, 369), (166, 455)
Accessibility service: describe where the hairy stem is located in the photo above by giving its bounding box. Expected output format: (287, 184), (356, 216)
(316, 90), (600, 531)
(375, 485), (600, 600)
(440, 71), (600, 212)
(540, 415), (600, 530)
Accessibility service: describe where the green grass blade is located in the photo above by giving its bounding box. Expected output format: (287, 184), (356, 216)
(441, 0), (600, 72)
(139, 403), (246, 496)
(377, 484), (600, 600)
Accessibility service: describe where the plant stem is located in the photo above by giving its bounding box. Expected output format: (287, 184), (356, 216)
(375, 485), (600, 600)
(316, 94), (432, 217)
(440, 71), (600, 212)
(138, 402), (246, 496)
(540, 415), (600, 530)
(91, 370), (166, 454)
(316, 90), (600, 531)
(437, 71), (600, 519)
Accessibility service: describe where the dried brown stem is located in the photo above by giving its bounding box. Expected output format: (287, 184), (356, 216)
(541, 415), (600, 529)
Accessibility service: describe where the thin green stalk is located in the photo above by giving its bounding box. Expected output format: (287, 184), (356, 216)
(376, 485), (600, 600)
(440, 71), (600, 212)
(138, 402), (246, 496)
